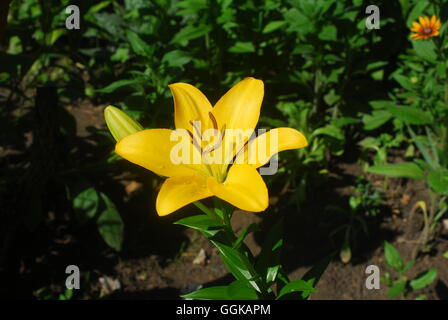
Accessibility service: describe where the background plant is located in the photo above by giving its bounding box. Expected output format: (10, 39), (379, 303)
(382, 241), (438, 299)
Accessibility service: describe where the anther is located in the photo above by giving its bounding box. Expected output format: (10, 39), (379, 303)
(209, 112), (218, 131)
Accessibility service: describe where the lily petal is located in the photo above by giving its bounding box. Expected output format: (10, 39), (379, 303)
(156, 174), (212, 216)
(212, 77), (264, 132)
(234, 127), (308, 168)
(207, 164), (268, 212)
(116, 129), (196, 177)
(169, 83), (213, 132)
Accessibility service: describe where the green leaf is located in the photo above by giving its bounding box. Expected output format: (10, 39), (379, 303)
(181, 280), (259, 300)
(162, 50), (192, 68)
(403, 260), (415, 273)
(362, 110), (392, 130)
(174, 214), (222, 237)
(228, 41), (255, 53)
(313, 125), (344, 140)
(47, 29), (66, 46)
(171, 24), (211, 45)
(386, 105), (433, 125)
(111, 47), (130, 63)
(227, 280), (259, 300)
(87, 1), (111, 15)
(393, 74), (414, 91)
(276, 279), (316, 300)
(72, 187), (99, 221)
(412, 39), (437, 64)
(234, 223), (260, 249)
(318, 25), (337, 41)
(410, 269), (438, 290)
(367, 162), (424, 179)
(406, 1), (428, 26)
(97, 79), (137, 93)
(300, 253), (333, 299)
(255, 220), (283, 284)
(97, 192), (124, 251)
(427, 169), (448, 194)
(126, 31), (153, 57)
(262, 21), (287, 33)
(369, 100), (396, 110)
(384, 241), (404, 272)
(388, 280), (406, 298)
(210, 236), (261, 292)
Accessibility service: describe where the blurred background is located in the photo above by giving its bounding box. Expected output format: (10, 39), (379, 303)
(0, 0), (447, 299)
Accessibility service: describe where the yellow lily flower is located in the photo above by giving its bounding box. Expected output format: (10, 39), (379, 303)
(113, 77), (308, 216)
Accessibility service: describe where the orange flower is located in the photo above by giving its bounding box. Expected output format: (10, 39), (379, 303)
(410, 15), (441, 40)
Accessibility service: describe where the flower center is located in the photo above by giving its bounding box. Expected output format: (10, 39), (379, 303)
(422, 27), (432, 35)
(186, 113), (228, 183)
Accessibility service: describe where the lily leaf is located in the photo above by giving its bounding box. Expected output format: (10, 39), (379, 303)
(233, 223), (260, 249)
(174, 214), (223, 237)
(210, 234), (262, 292)
(182, 280), (259, 300)
(276, 279), (316, 300)
(255, 219), (283, 284)
(300, 253), (333, 299)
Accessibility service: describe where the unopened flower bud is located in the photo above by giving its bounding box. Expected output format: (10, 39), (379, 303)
(104, 105), (143, 141)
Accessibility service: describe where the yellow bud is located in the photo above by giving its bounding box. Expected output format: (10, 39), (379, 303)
(104, 105), (143, 141)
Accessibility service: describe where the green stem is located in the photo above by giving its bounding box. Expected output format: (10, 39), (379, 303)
(194, 201), (223, 224)
(199, 201), (272, 298)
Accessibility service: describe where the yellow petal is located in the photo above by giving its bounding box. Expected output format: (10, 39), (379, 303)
(169, 83), (213, 132)
(431, 15), (436, 25)
(411, 21), (421, 32)
(156, 174), (212, 216)
(419, 16), (427, 27)
(115, 129), (195, 177)
(212, 77), (264, 132)
(234, 127), (308, 168)
(207, 164), (268, 212)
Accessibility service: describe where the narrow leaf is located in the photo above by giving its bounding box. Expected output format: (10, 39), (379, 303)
(276, 279), (316, 300)
(410, 269), (438, 290)
(367, 162), (424, 179)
